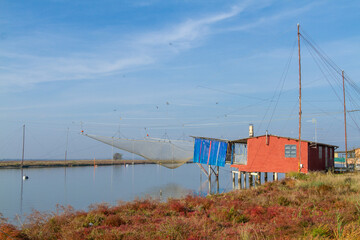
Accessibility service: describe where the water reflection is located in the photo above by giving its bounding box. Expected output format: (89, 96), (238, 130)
(20, 169), (23, 215)
(64, 167), (68, 206)
(0, 163), (265, 224)
(142, 183), (193, 200)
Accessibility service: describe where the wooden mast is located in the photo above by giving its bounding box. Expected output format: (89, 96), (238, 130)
(342, 70), (348, 168)
(297, 24), (302, 172)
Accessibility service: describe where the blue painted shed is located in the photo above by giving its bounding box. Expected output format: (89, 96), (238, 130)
(192, 137), (229, 167)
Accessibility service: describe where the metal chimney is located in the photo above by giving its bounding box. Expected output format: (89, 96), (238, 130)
(249, 124), (254, 137)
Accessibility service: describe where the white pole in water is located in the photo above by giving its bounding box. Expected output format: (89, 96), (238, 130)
(21, 124), (25, 168)
(65, 127), (69, 165)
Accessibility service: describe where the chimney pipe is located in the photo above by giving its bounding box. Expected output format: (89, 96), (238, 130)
(266, 130), (269, 145)
(249, 124), (254, 137)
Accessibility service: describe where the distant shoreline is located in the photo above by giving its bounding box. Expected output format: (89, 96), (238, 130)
(0, 159), (156, 169)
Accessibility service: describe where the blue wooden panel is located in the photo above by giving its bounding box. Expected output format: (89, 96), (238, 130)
(193, 138), (228, 167)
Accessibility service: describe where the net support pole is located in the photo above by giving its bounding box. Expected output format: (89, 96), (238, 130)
(297, 23), (302, 173)
(342, 70), (348, 169)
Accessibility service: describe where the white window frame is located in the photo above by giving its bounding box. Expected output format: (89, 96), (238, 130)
(285, 144), (297, 158)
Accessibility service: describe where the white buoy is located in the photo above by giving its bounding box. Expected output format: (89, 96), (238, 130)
(23, 175), (29, 180)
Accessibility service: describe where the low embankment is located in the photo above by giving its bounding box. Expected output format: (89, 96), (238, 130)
(1, 172), (360, 239)
(0, 159), (152, 169)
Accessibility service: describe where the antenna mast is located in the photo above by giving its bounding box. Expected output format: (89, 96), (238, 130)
(297, 24), (302, 172)
(342, 70), (348, 168)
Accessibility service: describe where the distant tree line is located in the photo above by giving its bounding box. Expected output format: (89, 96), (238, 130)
(113, 153), (123, 160)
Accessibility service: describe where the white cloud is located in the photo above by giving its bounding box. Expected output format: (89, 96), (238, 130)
(0, 51), (154, 88)
(138, 4), (248, 48)
(224, 2), (320, 32)
(0, 3), (251, 90)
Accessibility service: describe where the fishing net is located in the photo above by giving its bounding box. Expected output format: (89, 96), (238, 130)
(85, 134), (194, 169)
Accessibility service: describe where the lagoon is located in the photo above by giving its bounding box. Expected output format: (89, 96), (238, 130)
(0, 163), (235, 223)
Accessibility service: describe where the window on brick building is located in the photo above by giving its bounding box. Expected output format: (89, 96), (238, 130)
(285, 145), (297, 158)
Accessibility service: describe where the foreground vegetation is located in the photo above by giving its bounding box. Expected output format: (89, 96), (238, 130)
(1, 172), (360, 239)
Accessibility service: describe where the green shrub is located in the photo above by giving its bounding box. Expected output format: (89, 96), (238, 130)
(83, 213), (105, 227)
(287, 172), (308, 180)
(277, 196), (291, 206)
(227, 207), (250, 223)
(311, 225), (332, 238)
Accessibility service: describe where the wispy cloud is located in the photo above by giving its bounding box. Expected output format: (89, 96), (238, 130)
(0, 2), (251, 90)
(224, 2), (320, 32)
(138, 3), (249, 49)
(0, 49), (154, 88)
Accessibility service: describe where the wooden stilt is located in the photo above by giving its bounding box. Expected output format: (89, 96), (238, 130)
(232, 171), (236, 189)
(264, 172), (268, 182)
(239, 172), (243, 189)
(237, 172), (241, 189)
(274, 172), (278, 181)
(241, 172), (246, 189)
(208, 179), (211, 195)
(256, 172), (261, 186)
(208, 165), (211, 182)
(249, 173), (253, 188)
(244, 172), (248, 189)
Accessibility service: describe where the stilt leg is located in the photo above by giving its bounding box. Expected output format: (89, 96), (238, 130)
(249, 173), (253, 188)
(232, 172), (235, 189)
(274, 172), (278, 181)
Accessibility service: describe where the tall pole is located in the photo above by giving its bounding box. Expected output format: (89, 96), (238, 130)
(65, 127), (69, 165)
(342, 70), (348, 169)
(21, 124), (25, 168)
(112, 137), (114, 162)
(297, 24), (302, 172)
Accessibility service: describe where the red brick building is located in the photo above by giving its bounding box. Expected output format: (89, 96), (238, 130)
(230, 135), (338, 173)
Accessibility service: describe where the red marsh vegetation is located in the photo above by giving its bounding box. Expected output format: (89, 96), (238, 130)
(1, 172), (360, 239)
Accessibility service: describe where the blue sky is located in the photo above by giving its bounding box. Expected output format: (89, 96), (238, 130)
(1, 0), (360, 160)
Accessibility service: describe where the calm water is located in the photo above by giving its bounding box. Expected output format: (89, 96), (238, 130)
(0, 163), (236, 223)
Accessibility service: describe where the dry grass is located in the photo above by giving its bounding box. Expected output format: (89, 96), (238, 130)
(2, 172), (360, 239)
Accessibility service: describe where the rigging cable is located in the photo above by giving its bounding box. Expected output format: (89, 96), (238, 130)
(248, 40), (297, 170)
(300, 30), (360, 132)
(266, 40), (297, 131)
(256, 40), (296, 135)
